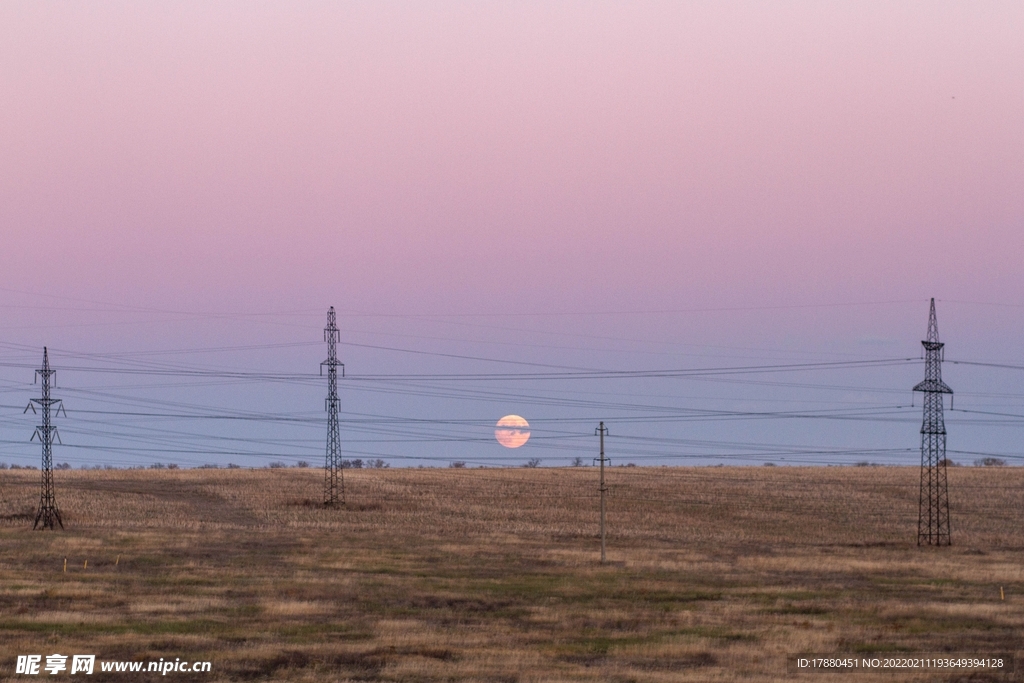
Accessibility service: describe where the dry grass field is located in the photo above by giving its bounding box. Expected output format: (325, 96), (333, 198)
(1, 466), (1022, 682)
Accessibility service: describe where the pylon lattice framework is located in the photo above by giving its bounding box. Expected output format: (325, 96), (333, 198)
(322, 307), (345, 506)
(913, 298), (952, 546)
(26, 347), (65, 530)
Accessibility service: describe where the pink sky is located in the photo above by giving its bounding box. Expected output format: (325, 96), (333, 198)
(2, 3), (1024, 469)
(1, 2), (1022, 338)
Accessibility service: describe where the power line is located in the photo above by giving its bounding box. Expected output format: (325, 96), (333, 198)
(344, 358), (919, 382)
(0, 356), (917, 382)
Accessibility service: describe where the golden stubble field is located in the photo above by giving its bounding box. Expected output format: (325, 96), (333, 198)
(1, 466), (1022, 682)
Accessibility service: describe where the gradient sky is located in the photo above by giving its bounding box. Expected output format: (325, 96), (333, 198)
(1, 3), (1023, 468)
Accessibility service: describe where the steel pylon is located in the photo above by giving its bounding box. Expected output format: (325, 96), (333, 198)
(913, 299), (952, 546)
(25, 348), (65, 530)
(322, 307), (345, 506)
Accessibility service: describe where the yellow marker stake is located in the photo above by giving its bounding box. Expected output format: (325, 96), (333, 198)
(115, 554), (120, 566)
(83, 560), (87, 570)
(63, 558), (67, 573)
(1000, 586), (1005, 600)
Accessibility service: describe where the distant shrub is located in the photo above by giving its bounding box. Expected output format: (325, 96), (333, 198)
(150, 463), (166, 469)
(342, 459), (363, 469)
(369, 459), (389, 469)
(268, 462), (287, 469)
(571, 457), (585, 467)
(938, 458), (960, 467)
(449, 461), (466, 468)
(523, 458), (541, 468)
(296, 461), (310, 468)
(167, 463), (179, 470)
(0, 463), (7, 469)
(198, 464), (219, 469)
(227, 463), (241, 469)
(974, 457), (1006, 467)
(56, 463), (71, 470)
(626, 463), (636, 467)
(763, 462), (776, 467)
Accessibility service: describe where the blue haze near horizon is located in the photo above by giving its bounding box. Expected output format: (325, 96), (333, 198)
(1, 294), (1022, 471)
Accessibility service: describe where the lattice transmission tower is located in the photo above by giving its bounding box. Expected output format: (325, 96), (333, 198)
(25, 348), (65, 530)
(322, 307), (345, 506)
(913, 299), (953, 546)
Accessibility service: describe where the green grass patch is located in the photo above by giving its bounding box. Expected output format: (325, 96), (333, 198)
(1, 617), (232, 637)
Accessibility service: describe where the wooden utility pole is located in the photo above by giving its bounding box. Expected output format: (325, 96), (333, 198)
(596, 422), (608, 563)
